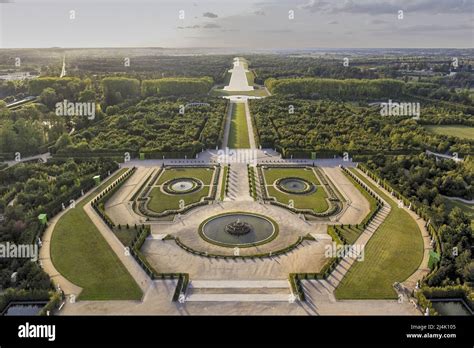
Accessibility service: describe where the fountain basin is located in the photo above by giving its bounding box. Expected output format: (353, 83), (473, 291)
(163, 178), (202, 194)
(275, 177), (315, 194)
(199, 212), (278, 247)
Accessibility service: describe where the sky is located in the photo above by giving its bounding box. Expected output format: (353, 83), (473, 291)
(0, 0), (473, 49)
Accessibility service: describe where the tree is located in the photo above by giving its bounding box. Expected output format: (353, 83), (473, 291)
(39, 87), (58, 109)
(54, 133), (72, 150)
(78, 89), (96, 102)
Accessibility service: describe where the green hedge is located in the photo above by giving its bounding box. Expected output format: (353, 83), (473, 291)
(265, 77), (404, 100)
(129, 226), (189, 302)
(91, 167), (137, 228)
(141, 77), (213, 97)
(0, 288), (50, 314)
(421, 285), (474, 312)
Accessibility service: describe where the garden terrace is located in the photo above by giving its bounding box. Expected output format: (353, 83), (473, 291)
(258, 165), (342, 217)
(134, 166), (219, 218)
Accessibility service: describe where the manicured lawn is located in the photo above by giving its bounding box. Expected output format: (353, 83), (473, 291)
(443, 198), (474, 229)
(263, 167), (328, 213)
(148, 186), (210, 213)
(335, 168), (424, 299)
(149, 167), (215, 213)
(246, 71), (255, 86)
(50, 169), (143, 300)
(228, 102), (250, 149)
(263, 167), (321, 185)
(156, 167), (214, 185)
(113, 228), (139, 247)
(424, 125), (474, 140)
(267, 186), (328, 213)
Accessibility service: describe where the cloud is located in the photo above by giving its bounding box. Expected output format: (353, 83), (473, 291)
(203, 12), (218, 18)
(397, 23), (473, 32)
(178, 23), (221, 30)
(298, 0), (330, 12)
(257, 29), (293, 33)
(329, 1), (399, 15)
(370, 19), (388, 25)
(202, 23), (221, 29)
(329, 0), (473, 15)
(177, 25), (201, 30)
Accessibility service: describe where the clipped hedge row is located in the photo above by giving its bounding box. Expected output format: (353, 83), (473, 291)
(0, 288), (50, 315)
(288, 255), (342, 302)
(173, 235), (310, 259)
(421, 285), (474, 313)
(130, 168), (159, 202)
(257, 165), (342, 217)
(129, 226), (189, 302)
(220, 165), (230, 200)
(91, 167), (137, 228)
(289, 273), (305, 301)
(247, 165), (257, 200)
(135, 165), (219, 218)
(327, 225), (346, 245)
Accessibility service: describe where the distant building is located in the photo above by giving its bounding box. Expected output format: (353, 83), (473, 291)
(0, 72), (36, 81)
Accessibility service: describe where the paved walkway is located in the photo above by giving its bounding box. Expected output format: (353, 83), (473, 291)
(106, 167), (155, 225)
(322, 167), (370, 224)
(60, 279), (419, 315)
(6, 152), (51, 168)
(227, 163), (252, 201)
(441, 195), (474, 204)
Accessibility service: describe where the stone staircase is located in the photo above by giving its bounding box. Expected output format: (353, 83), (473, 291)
(226, 162), (252, 201)
(325, 203), (391, 288)
(185, 280), (292, 302)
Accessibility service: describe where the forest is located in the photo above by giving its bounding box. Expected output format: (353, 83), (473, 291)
(61, 97), (226, 156)
(265, 77), (404, 100)
(0, 102), (67, 159)
(250, 97), (474, 156)
(141, 77), (213, 97)
(265, 77), (473, 106)
(0, 159), (118, 291)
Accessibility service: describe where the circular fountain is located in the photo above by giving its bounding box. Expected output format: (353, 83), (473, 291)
(199, 213), (278, 247)
(275, 177), (315, 194)
(224, 219), (252, 236)
(163, 178), (201, 194)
